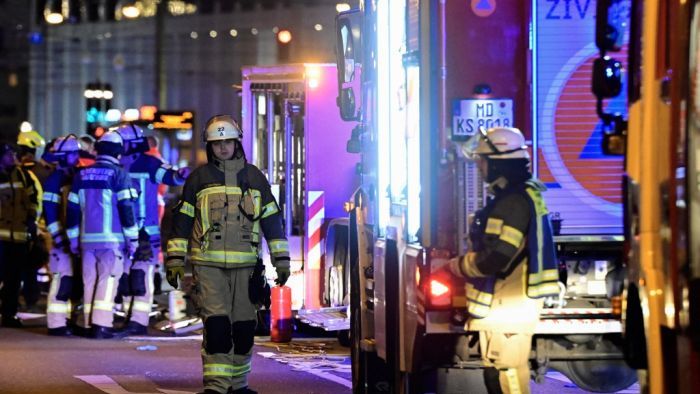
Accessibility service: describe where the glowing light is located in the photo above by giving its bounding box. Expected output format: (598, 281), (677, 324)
(230, 29), (238, 37)
(314, 24), (323, 31)
(190, 31), (198, 39)
(123, 108), (140, 121)
(430, 279), (450, 297)
(336, 3), (351, 13)
(84, 90), (95, 99)
(272, 26), (280, 34)
(251, 28), (259, 35)
(306, 65), (320, 89)
(415, 266), (421, 286)
(103, 90), (114, 100)
(20, 122), (33, 133)
(277, 30), (292, 44)
(122, 4), (140, 18)
(105, 109), (122, 123)
(209, 30), (217, 38)
(93, 90), (104, 99)
(44, 12), (64, 24)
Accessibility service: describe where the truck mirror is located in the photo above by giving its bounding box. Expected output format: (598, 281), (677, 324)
(338, 88), (357, 120)
(595, 0), (625, 53)
(335, 9), (362, 121)
(592, 56), (622, 99)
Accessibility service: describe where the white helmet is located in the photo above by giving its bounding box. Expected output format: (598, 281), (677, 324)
(99, 130), (124, 145)
(461, 127), (529, 160)
(204, 115), (242, 142)
(52, 135), (80, 153)
(115, 123), (148, 155)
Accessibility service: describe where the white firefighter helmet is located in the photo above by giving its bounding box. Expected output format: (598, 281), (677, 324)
(115, 123), (149, 155)
(99, 130), (124, 145)
(204, 115), (242, 142)
(461, 127), (529, 160)
(17, 130), (46, 149)
(52, 135), (80, 153)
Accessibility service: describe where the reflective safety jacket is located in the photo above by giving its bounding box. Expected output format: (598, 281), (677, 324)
(121, 153), (185, 239)
(166, 156), (289, 269)
(455, 179), (559, 319)
(42, 167), (75, 249)
(0, 166), (39, 243)
(66, 155), (138, 249)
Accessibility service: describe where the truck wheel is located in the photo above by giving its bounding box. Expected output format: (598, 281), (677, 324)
(324, 221), (349, 306)
(561, 359), (637, 392)
(337, 329), (351, 347)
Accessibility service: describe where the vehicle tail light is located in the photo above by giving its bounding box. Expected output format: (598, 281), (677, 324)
(428, 277), (452, 308)
(611, 295), (622, 317)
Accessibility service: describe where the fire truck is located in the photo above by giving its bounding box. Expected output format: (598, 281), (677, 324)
(334, 1), (638, 393)
(240, 64), (358, 318)
(592, 1), (700, 393)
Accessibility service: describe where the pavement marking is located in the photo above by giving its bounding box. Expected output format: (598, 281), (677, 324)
(545, 371), (640, 393)
(126, 335), (203, 341)
(75, 375), (193, 394)
(257, 351), (353, 389)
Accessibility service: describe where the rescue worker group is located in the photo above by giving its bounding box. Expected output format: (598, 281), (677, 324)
(1, 118), (549, 394)
(0, 115), (289, 394)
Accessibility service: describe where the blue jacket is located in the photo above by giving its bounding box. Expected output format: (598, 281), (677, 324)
(121, 153), (185, 239)
(42, 167), (74, 249)
(66, 155), (138, 249)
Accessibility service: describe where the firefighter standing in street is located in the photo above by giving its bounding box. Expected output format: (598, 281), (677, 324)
(117, 123), (189, 335)
(16, 130), (49, 313)
(66, 131), (139, 339)
(166, 115), (290, 394)
(445, 127), (560, 394)
(0, 143), (40, 328)
(42, 135), (81, 336)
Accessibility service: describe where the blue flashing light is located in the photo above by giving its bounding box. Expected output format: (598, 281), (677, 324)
(29, 32), (44, 45)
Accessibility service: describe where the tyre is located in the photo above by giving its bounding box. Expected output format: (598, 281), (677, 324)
(324, 220), (349, 307)
(561, 359), (637, 392)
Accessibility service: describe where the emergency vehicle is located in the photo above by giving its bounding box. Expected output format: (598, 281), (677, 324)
(334, 1), (637, 392)
(592, 1), (700, 393)
(240, 64), (358, 317)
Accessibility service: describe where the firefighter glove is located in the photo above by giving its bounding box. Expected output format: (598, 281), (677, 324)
(69, 239), (80, 257)
(166, 264), (185, 289)
(275, 266), (290, 286)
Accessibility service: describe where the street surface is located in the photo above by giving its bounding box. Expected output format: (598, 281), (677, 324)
(0, 314), (640, 394)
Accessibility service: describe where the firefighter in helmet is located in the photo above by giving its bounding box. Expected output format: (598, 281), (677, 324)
(166, 115), (289, 394)
(116, 123), (190, 335)
(66, 131), (139, 339)
(42, 135), (81, 336)
(446, 127), (560, 394)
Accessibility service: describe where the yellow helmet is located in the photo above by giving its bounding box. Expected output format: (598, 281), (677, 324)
(17, 130), (46, 149)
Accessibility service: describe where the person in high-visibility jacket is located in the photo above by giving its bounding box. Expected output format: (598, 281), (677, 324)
(66, 131), (139, 339)
(166, 115), (290, 394)
(0, 143), (40, 328)
(42, 135), (81, 336)
(445, 127), (560, 394)
(116, 123), (190, 335)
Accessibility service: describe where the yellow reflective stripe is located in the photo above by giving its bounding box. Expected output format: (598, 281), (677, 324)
(190, 248), (258, 264)
(0, 229), (28, 240)
(123, 225), (138, 239)
(47, 221), (62, 235)
(80, 233), (123, 243)
(504, 368), (522, 394)
(155, 167), (168, 184)
(527, 282), (561, 298)
(203, 363), (236, 377)
(83, 303), (92, 313)
(466, 283), (493, 305)
(68, 192), (80, 204)
(93, 301), (113, 312)
(201, 194), (210, 231)
(528, 268), (559, 283)
(485, 218), (503, 235)
(47, 302), (71, 314)
(467, 302), (490, 318)
(117, 189), (132, 201)
(167, 238), (188, 254)
(196, 186), (262, 200)
(500, 225), (524, 248)
(260, 201), (279, 219)
(268, 239), (289, 254)
(180, 201), (195, 217)
(526, 188), (548, 280)
(43, 191), (61, 203)
(132, 301), (152, 313)
(459, 252), (483, 277)
(231, 362), (252, 377)
(0, 181), (23, 189)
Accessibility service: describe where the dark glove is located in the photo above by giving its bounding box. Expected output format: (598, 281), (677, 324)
(166, 262), (185, 289)
(26, 220), (38, 241)
(275, 266), (290, 286)
(249, 259), (271, 309)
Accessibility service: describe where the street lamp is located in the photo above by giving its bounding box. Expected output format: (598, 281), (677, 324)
(118, 0), (141, 19)
(44, 0), (66, 24)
